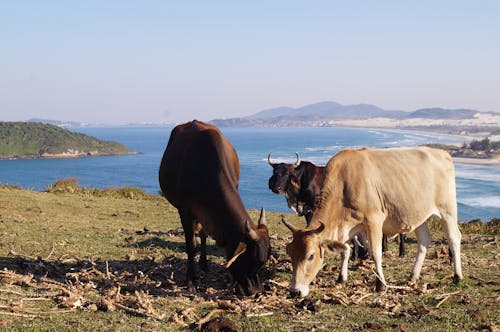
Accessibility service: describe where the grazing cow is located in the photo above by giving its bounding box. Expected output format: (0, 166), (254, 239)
(268, 153), (404, 259)
(282, 147), (462, 297)
(159, 120), (271, 296)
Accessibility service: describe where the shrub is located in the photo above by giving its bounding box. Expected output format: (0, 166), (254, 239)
(45, 177), (81, 194)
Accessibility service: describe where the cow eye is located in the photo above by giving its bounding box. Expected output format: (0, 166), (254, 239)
(307, 253), (314, 261)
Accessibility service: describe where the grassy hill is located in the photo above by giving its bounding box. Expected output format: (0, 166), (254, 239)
(0, 183), (498, 331)
(0, 122), (134, 159)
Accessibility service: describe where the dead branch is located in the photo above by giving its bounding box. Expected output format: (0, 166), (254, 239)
(196, 309), (224, 327)
(352, 293), (374, 304)
(0, 289), (24, 297)
(45, 244), (56, 261)
(0, 311), (36, 318)
(267, 280), (289, 289)
(435, 290), (461, 300)
(245, 311), (273, 318)
(105, 261), (111, 279)
(435, 295), (450, 308)
(114, 303), (165, 321)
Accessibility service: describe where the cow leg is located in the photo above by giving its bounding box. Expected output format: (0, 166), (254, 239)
(350, 238), (359, 262)
(199, 230), (209, 272)
(337, 245), (351, 283)
(382, 234), (388, 253)
(179, 210), (198, 289)
(440, 211), (463, 283)
(367, 219), (385, 291)
(409, 222), (431, 283)
(399, 233), (406, 257)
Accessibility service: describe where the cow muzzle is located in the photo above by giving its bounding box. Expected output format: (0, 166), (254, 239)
(289, 284), (309, 298)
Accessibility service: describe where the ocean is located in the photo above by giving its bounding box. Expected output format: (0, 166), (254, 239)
(1, 126), (498, 222)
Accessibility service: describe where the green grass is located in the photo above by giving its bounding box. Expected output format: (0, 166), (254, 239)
(0, 186), (498, 331)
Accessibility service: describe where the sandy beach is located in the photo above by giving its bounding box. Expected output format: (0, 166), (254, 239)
(453, 157), (500, 166)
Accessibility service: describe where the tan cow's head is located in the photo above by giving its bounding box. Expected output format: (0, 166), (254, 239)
(282, 217), (347, 297)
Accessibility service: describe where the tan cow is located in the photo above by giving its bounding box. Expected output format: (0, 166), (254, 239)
(283, 146), (462, 297)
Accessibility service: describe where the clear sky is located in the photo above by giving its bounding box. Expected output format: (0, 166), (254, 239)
(1, 1), (499, 124)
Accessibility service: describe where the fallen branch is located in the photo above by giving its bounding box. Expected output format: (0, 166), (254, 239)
(0, 311), (36, 318)
(435, 295), (450, 308)
(435, 290), (461, 300)
(352, 293), (374, 304)
(371, 268), (414, 296)
(114, 303), (165, 321)
(246, 312), (273, 318)
(196, 309), (224, 328)
(45, 244), (56, 261)
(0, 289), (24, 297)
(267, 280), (289, 289)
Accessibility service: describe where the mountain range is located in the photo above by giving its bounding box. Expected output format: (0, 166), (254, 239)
(210, 101), (490, 128)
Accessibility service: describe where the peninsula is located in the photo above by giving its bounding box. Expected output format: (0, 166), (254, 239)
(0, 122), (136, 159)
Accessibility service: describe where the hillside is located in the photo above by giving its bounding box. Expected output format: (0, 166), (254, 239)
(0, 122), (135, 159)
(0, 184), (498, 331)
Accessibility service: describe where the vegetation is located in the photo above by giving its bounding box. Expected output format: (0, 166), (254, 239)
(0, 122), (134, 159)
(425, 137), (500, 159)
(0, 184), (498, 331)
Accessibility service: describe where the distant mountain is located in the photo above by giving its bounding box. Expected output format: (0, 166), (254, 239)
(210, 101), (495, 128)
(245, 101), (406, 121)
(407, 108), (477, 120)
(0, 122), (135, 159)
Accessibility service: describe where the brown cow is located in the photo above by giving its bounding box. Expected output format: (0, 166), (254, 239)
(283, 147), (462, 296)
(159, 120), (271, 295)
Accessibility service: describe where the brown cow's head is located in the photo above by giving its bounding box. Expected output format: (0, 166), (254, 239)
(282, 217), (346, 297)
(226, 208), (271, 296)
(268, 153), (301, 194)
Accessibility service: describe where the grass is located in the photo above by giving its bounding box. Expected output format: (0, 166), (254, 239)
(0, 185), (499, 331)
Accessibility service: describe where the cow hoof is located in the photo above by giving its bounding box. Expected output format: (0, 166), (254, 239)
(375, 279), (385, 292)
(453, 274), (462, 285)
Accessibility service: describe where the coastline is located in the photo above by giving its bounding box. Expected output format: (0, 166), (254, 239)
(453, 157), (500, 166)
(0, 151), (140, 161)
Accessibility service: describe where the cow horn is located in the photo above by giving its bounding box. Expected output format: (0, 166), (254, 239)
(267, 153), (274, 166)
(258, 208), (266, 226)
(292, 152), (301, 168)
(306, 221), (325, 235)
(226, 241), (247, 268)
(281, 215), (299, 233)
(246, 220), (259, 241)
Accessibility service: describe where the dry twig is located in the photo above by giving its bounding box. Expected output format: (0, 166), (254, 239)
(196, 308), (224, 327)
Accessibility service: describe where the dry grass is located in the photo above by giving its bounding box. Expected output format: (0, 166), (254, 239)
(0, 186), (498, 331)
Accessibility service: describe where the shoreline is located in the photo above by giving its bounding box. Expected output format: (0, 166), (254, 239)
(0, 151), (140, 161)
(452, 157), (500, 166)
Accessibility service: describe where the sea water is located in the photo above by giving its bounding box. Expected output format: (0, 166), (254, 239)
(0, 126), (498, 221)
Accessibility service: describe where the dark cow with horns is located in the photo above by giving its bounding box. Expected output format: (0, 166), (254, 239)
(267, 153), (323, 225)
(159, 120), (271, 295)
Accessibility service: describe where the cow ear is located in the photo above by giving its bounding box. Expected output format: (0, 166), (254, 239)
(290, 175), (300, 189)
(226, 242), (247, 268)
(321, 240), (346, 253)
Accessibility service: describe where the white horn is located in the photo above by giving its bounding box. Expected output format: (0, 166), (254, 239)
(293, 152), (301, 168)
(268, 153), (274, 166)
(258, 208), (266, 226)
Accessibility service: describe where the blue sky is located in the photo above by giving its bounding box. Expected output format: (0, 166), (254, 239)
(1, 1), (499, 124)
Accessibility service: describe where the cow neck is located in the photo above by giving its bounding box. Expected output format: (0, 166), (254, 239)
(306, 166), (344, 241)
(210, 185), (251, 236)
